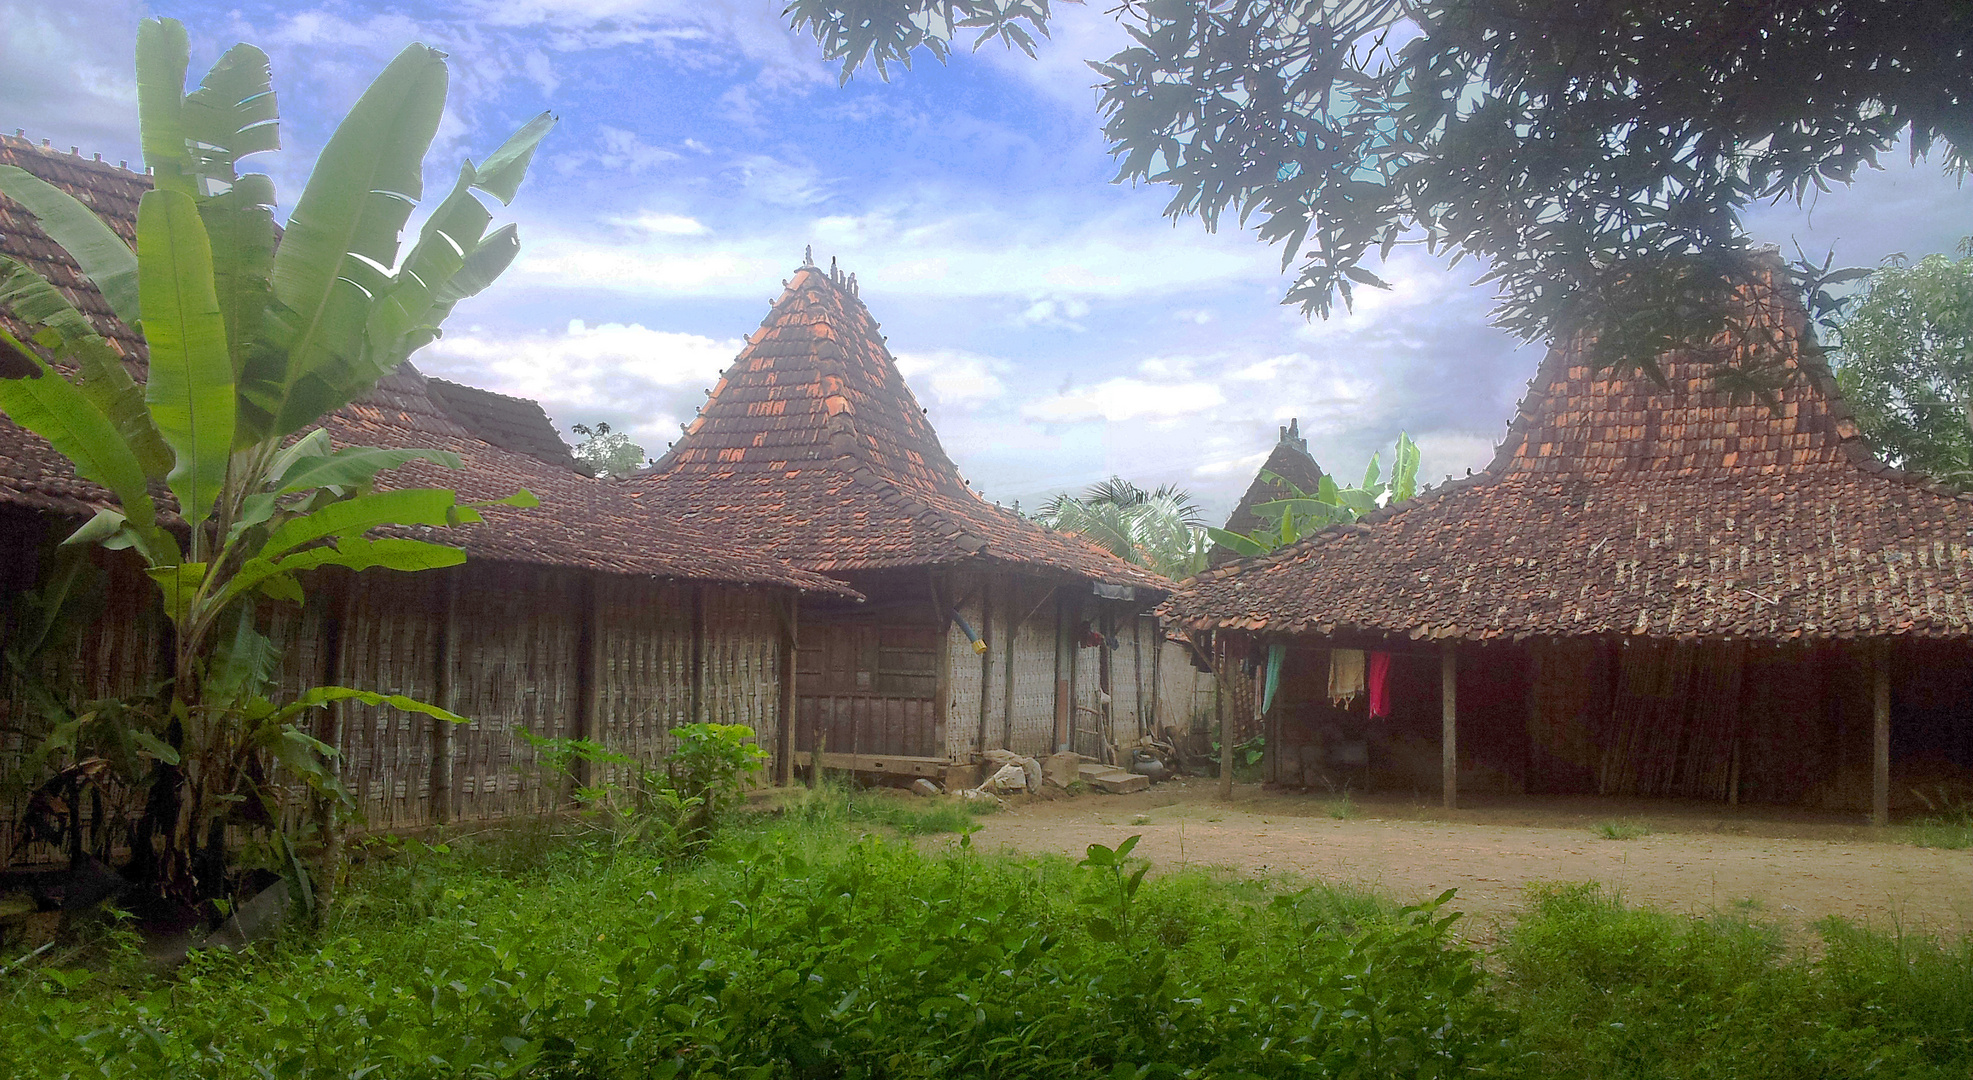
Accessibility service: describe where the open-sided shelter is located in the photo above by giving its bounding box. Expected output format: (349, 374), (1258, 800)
(1167, 267), (1973, 822)
(631, 259), (1183, 784)
(0, 134), (855, 862)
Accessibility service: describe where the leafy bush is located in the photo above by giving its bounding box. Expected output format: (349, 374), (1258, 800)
(1502, 882), (1973, 1078)
(0, 818), (1513, 1079)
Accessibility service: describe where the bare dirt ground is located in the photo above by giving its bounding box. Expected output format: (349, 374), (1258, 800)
(961, 778), (1973, 942)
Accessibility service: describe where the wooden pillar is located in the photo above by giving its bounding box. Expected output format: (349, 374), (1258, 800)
(933, 575), (952, 763)
(433, 571), (462, 822)
(1053, 591), (1070, 753)
(777, 592), (798, 786)
(1873, 641), (1891, 826)
(1441, 642), (1458, 811)
(690, 584), (706, 725)
(975, 575), (993, 756)
(572, 574), (601, 797)
(1001, 582), (1017, 751)
(1216, 633), (1233, 800)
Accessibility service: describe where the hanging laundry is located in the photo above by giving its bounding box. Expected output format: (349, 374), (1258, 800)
(1328, 648), (1366, 704)
(1366, 651), (1393, 719)
(1260, 643), (1286, 716)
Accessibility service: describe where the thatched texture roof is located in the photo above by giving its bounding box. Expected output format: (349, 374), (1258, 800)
(1167, 271), (1973, 642)
(632, 262), (1172, 593)
(0, 133), (854, 596)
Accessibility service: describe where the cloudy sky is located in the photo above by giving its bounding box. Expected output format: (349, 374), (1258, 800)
(8, 1), (1972, 519)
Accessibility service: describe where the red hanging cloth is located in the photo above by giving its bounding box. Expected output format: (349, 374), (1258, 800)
(1366, 651), (1393, 719)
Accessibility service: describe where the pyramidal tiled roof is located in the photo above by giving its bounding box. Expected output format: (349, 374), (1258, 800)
(1169, 266), (1973, 641)
(0, 133), (853, 596)
(1210, 419), (1327, 566)
(631, 262), (1171, 591)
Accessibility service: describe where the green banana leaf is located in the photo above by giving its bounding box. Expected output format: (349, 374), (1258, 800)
(0, 343), (159, 530)
(258, 43), (447, 440)
(259, 487), (480, 559)
(470, 111), (555, 205)
(138, 188), (236, 530)
(181, 43), (279, 183)
(135, 18), (195, 196)
(0, 167), (141, 325)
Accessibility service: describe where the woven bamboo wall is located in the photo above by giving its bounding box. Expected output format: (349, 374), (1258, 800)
(1005, 589), (1059, 756)
(701, 588), (782, 742)
(337, 569), (449, 829)
(944, 576), (986, 760)
(1154, 639), (1212, 735)
(593, 578), (694, 782)
(446, 565), (586, 821)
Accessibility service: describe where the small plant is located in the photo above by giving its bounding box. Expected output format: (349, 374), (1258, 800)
(1907, 786), (1973, 849)
(1593, 819), (1652, 840)
(1324, 792), (1359, 820)
(1078, 833), (1146, 943)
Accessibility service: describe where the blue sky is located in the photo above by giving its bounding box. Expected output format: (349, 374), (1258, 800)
(8, 0), (1973, 519)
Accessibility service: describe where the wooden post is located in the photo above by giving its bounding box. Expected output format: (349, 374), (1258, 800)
(1873, 641), (1891, 826)
(434, 571), (461, 823)
(1441, 642), (1458, 811)
(1001, 581), (1017, 751)
(690, 585), (706, 724)
(933, 574), (952, 765)
(777, 592), (798, 787)
(975, 575), (994, 756)
(1216, 634), (1232, 800)
(1053, 591), (1070, 753)
(572, 574), (601, 797)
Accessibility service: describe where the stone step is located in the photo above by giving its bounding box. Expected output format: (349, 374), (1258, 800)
(1076, 762), (1150, 794)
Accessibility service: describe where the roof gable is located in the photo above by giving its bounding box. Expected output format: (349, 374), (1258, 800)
(1212, 419), (1326, 565)
(426, 377), (580, 472)
(1168, 268), (1973, 641)
(635, 261), (1172, 592)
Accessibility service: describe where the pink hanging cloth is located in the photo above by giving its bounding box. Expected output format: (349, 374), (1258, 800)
(1366, 651), (1393, 719)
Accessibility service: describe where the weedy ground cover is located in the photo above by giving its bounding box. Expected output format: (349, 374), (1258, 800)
(1, 805), (1967, 1079)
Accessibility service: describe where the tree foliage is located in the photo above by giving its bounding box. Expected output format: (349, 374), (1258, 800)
(0, 19), (551, 905)
(788, 0), (1973, 379)
(572, 420), (647, 478)
(1209, 432), (1418, 557)
(1834, 245), (1973, 485)
(1039, 476), (1210, 579)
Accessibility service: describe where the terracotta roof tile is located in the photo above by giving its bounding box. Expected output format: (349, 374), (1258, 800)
(0, 134), (854, 597)
(1211, 422), (1326, 567)
(425, 377), (581, 472)
(1168, 267), (1973, 641)
(633, 263), (1172, 593)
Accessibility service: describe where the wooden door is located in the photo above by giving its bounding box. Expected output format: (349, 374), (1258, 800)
(796, 622), (940, 757)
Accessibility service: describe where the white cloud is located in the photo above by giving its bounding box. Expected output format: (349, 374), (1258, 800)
(1016, 295), (1090, 330)
(893, 349), (1007, 407)
(416, 318), (744, 450)
(1023, 377), (1226, 423)
(614, 211), (711, 235)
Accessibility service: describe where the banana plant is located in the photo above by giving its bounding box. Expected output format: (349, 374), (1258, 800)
(0, 19), (552, 904)
(1208, 433), (1422, 558)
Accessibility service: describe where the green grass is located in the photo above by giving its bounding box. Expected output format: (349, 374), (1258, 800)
(1905, 789), (1973, 849)
(1593, 818), (1653, 840)
(3, 815), (1969, 1079)
(1324, 792), (1360, 820)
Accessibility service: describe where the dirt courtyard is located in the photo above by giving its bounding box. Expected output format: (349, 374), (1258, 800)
(960, 778), (1973, 941)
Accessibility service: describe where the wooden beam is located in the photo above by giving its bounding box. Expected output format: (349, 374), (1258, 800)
(1216, 634), (1232, 800)
(975, 574), (993, 756)
(573, 574), (601, 797)
(1873, 642), (1891, 826)
(1053, 590), (1070, 753)
(1441, 643), (1458, 811)
(1001, 579), (1017, 751)
(790, 750), (948, 779)
(777, 591), (798, 787)
(434, 571), (461, 823)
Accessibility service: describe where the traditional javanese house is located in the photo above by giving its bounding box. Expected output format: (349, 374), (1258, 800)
(0, 134), (857, 861)
(630, 258), (1183, 784)
(1166, 270), (1973, 823)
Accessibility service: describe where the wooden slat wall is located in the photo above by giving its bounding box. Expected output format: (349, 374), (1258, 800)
(338, 570), (448, 829)
(447, 564), (585, 821)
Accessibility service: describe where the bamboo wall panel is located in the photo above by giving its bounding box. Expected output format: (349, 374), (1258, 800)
(594, 578), (694, 781)
(338, 571), (447, 829)
(702, 588), (782, 742)
(1155, 639), (1213, 735)
(944, 588), (985, 760)
(1006, 596), (1058, 756)
(447, 565), (584, 821)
